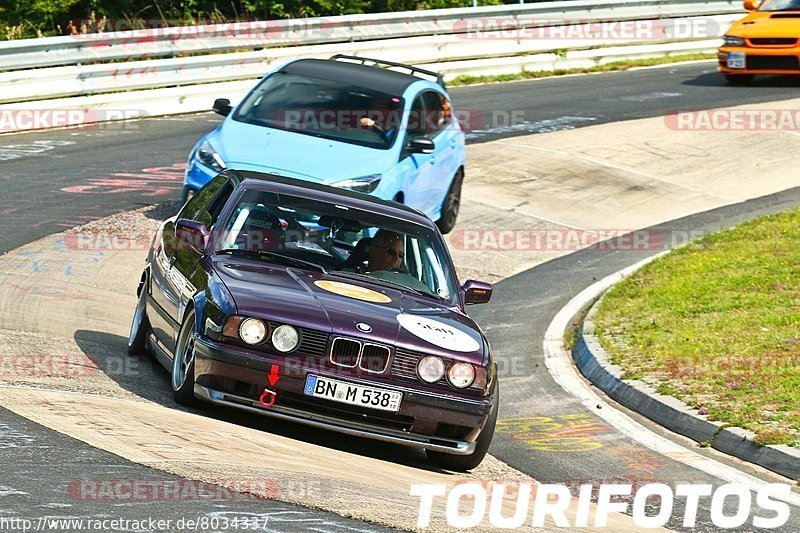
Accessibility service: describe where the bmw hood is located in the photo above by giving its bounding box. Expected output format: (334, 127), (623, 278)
(210, 119), (393, 184)
(212, 255), (487, 365)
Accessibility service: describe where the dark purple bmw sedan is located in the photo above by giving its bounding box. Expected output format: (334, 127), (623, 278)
(128, 170), (497, 471)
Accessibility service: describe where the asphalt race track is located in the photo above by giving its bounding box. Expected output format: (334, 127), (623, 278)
(3, 61), (800, 252)
(2, 60), (800, 531)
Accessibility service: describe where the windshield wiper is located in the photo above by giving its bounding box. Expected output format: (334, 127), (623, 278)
(329, 270), (438, 300)
(216, 249), (326, 273)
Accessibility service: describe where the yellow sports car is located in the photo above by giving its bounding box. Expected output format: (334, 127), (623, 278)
(719, 0), (800, 83)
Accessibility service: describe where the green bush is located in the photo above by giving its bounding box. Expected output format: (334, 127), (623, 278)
(0, 0), (512, 40)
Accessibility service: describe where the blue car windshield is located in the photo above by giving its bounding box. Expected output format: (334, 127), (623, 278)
(758, 0), (800, 10)
(232, 72), (404, 149)
(214, 188), (458, 303)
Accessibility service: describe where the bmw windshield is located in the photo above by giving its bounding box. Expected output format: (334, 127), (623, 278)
(232, 72), (404, 149)
(214, 188), (458, 304)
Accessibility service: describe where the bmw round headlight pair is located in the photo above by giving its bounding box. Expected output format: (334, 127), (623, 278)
(238, 318), (299, 352)
(417, 356), (475, 388)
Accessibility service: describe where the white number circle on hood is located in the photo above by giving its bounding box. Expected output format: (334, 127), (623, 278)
(396, 313), (480, 352)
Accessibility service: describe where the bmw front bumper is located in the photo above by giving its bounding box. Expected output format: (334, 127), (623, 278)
(193, 336), (495, 455)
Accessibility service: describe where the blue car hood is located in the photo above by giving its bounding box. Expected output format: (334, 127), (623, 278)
(213, 119), (393, 183)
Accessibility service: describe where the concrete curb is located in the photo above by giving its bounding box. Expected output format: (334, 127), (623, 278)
(572, 273), (800, 481)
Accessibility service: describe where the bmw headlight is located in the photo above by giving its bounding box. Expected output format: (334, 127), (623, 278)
(447, 362), (475, 388)
(417, 356), (445, 383)
(332, 175), (382, 194)
(272, 324), (299, 352)
(239, 318), (267, 345)
(724, 35), (746, 47)
(195, 139), (226, 172)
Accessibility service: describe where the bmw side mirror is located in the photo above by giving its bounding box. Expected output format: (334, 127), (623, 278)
(408, 137), (435, 155)
(175, 218), (210, 254)
(213, 98), (232, 117)
(463, 280), (492, 305)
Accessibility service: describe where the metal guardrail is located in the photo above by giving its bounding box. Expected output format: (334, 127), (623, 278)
(0, 0), (740, 131)
(0, 0), (740, 71)
(0, 13), (738, 105)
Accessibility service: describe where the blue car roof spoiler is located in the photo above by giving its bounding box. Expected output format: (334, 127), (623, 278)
(329, 54), (446, 89)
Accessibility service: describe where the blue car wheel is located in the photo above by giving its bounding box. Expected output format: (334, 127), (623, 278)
(436, 169), (463, 234)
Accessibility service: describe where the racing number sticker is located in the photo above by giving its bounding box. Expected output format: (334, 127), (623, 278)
(396, 313), (480, 352)
(314, 280), (392, 304)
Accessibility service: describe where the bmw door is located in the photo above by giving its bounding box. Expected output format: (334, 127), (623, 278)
(150, 174), (228, 354)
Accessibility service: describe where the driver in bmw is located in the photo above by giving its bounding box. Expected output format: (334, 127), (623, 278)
(367, 230), (404, 272)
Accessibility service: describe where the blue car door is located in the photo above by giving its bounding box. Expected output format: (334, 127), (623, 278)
(400, 92), (438, 217)
(421, 90), (460, 217)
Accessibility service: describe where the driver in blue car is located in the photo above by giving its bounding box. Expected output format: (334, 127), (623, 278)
(359, 98), (400, 141)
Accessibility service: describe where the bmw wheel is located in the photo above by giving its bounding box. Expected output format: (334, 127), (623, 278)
(127, 276), (151, 355)
(172, 308), (198, 406)
(436, 169), (463, 235)
(426, 382), (498, 472)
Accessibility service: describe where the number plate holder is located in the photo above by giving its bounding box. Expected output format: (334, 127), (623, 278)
(304, 375), (402, 412)
(728, 52), (746, 69)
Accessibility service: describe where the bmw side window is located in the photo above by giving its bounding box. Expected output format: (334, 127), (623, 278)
(179, 175), (228, 225)
(204, 181), (235, 228)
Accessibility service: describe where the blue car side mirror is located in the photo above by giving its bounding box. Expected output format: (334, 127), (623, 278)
(408, 137), (435, 154)
(213, 98), (232, 117)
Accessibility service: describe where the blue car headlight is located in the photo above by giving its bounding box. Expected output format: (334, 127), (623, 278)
(195, 139), (226, 172)
(331, 175), (381, 194)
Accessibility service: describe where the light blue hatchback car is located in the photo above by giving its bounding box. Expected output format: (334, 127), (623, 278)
(182, 55), (466, 233)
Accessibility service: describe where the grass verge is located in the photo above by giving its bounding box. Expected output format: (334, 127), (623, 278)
(593, 208), (800, 447)
(449, 52), (716, 86)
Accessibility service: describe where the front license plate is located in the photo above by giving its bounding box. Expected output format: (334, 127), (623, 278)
(304, 375), (402, 412)
(728, 52), (746, 69)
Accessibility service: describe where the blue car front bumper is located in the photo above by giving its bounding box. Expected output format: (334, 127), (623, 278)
(184, 158), (218, 193)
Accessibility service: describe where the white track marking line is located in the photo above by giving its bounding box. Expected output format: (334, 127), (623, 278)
(543, 255), (800, 507)
(0, 485), (28, 496)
